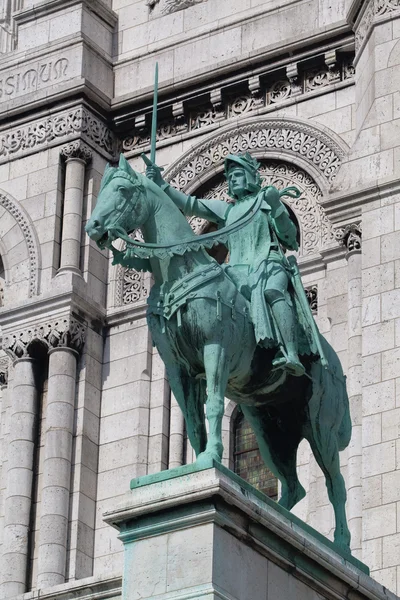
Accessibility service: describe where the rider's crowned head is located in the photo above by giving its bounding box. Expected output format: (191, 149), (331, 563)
(225, 152), (262, 200)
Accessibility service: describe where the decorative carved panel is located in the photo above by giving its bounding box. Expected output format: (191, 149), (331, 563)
(0, 107), (115, 163)
(166, 119), (346, 190)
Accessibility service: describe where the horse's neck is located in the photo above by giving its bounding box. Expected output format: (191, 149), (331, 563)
(141, 184), (211, 284)
(141, 185), (194, 244)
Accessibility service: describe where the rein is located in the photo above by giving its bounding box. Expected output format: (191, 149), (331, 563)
(106, 186), (300, 260)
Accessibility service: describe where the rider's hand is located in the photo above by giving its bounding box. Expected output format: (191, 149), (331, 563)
(146, 163), (165, 187)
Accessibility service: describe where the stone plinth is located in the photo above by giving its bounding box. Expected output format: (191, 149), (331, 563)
(104, 461), (393, 600)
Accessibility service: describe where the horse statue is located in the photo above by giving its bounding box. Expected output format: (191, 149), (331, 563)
(85, 154), (352, 552)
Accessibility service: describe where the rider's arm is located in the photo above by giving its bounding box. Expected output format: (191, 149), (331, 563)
(162, 183), (227, 225)
(146, 162), (227, 225)
(264, 187), (298, 251)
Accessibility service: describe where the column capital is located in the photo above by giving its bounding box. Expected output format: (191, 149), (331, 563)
(334, 222), (362, 255)
(60, 140), (93, 164)
(3, 314), (87, 359)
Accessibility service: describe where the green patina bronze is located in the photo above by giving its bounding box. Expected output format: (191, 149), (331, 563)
(86, 151), (352, 553)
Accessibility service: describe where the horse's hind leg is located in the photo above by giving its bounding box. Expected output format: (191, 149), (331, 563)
(165, 364), (207, 458)
(240, 405), (305, 510)
(196, 343), (230, 466)
(306, 426), (351, 551)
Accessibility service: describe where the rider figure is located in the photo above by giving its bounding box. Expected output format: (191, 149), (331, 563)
(147, 152), (305, 377)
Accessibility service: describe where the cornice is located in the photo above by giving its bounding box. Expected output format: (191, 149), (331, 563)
(112, 34), (354, 112)
(14, 0), (118, 27)
(24, 576), (122, 600)
(322, 176), (400, 223)
(0, 274), (105, 334)
(106, 302), (148, 328)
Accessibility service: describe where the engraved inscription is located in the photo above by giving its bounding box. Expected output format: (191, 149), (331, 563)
(0, 58), (69, 102)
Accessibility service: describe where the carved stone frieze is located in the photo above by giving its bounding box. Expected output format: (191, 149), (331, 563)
(0, 190), (39, 297)
(3, 314), (87, 359)
(165, 119), (346, 190)
(376, 0), (400, 16)
(356, 0), (400, 53)
(0, 106), (115, 163)
(61, 140), (93, 164)
(335, 222), (362, 254)
(122, 53), (354, 154)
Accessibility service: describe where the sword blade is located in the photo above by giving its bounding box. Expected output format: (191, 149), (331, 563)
(150, 62), (159, 164)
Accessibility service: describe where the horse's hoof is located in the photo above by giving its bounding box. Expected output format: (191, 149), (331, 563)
(195, 451), (222, 469)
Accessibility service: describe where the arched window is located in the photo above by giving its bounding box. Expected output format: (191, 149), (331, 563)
(234, 410), (278, 500)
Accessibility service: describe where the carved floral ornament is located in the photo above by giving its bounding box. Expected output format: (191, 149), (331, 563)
(3, 315), (87, 359)
(335, 222), (362, 253)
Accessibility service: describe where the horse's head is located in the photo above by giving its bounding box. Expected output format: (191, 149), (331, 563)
(85, 155), (149, 249)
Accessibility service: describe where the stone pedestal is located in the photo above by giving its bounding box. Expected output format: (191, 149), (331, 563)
(104, 462), (394, 600)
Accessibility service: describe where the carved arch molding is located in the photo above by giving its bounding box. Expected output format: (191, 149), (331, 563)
(119, 118), (347, 305)
(0, 190), (40, 298)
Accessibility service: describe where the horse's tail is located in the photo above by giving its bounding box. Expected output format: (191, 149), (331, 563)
(337, 376), (352, 451)
(319, 336), (352, 451)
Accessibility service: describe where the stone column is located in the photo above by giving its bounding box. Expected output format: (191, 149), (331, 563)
(337, 223), (362, 558)
(58, 141), (92, 276)
(1, 355), (38, 598)
(37, 318), (86, 589)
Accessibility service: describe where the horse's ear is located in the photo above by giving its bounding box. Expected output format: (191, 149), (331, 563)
(99, 163), (115, 193)
(118, 154), (137, 179)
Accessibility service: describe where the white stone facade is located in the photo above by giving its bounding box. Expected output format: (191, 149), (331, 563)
(0, 0), (399, 597)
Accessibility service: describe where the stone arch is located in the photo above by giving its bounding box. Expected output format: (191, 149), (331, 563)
(165, 116), (348, 190)
(164, 116), (348, 255)
(0, 190), (41, 301)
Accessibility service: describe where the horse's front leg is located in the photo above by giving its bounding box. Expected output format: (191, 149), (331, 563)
(196, 342), (230, 466)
